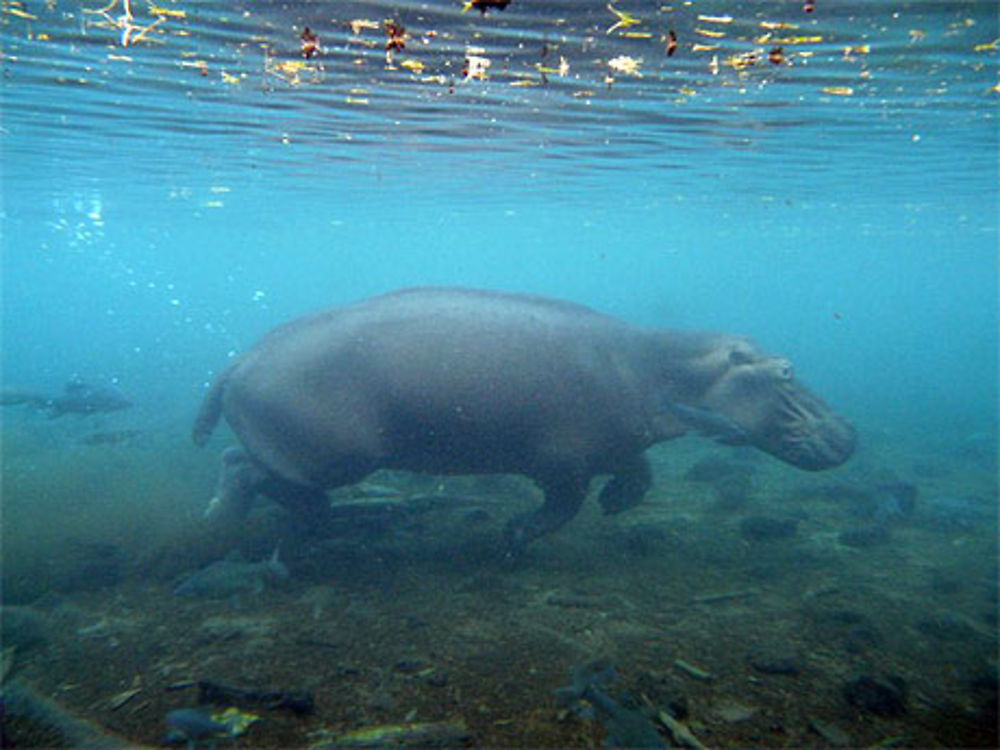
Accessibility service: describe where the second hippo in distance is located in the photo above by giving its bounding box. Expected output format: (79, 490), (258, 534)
(193, 287), (856, 547)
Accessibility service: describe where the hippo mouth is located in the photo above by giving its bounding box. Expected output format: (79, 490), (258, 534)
(769, 387), (857, 470)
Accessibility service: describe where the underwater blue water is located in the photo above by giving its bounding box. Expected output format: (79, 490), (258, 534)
(0, 4), (997, 746)
(1, 0), (997, 444)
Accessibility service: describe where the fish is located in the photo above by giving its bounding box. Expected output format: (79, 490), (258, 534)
(1, 377), (132, 417)
(172, 547), (288, 599)
(555, 659), (667, 749)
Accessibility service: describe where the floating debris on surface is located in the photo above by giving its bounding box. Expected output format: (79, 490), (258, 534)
(299, 26), (320, 59)
(462, 0), (511, 15)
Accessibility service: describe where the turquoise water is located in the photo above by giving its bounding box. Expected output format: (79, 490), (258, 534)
(0, 0), (997, 745)
(2, 0), (996, 438)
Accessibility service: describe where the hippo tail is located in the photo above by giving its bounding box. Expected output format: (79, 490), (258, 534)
(192, 364), (235, 446)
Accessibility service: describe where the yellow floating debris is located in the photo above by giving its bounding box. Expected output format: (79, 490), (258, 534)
(107, 53), (132, 61)
(400, 59), (425, 73)
(35, 32), (50, 40)
(509, 79), (538, 87)
(844, 44), (870, 55)
(538, 57), (570, 77)
(220, 71), (240, 84)
(908, 29), (927, 41)
(726, 51), (759, 69)
(770, 35), (822, 44)
(691, 43), (718, 52)
(760, 21), (798, 30)
(272, 60), (306, 74)
(6, 7), (38, 19)
(695, 28), (726, 38)
(149, 4), (185, 18)
(606, 4), (641, 35)
(822, 86), (854, 96)
(345, 96), (369, 104)
(209, 186), (230, 193)
(697, 14), (732, 23)
(973, 38), (999, 52)
(622, 31), (652, 38)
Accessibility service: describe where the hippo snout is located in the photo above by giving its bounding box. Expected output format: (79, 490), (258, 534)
(784, 413), (857, 471)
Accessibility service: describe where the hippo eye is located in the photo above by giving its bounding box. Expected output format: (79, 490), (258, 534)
(778, 364), (794, 380)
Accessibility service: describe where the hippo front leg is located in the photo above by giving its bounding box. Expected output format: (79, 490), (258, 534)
(504, 472), (588, 552)
(597, 454), (652, 515)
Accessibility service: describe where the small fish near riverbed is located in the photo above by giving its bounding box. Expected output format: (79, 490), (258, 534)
(172, 548), (288, 599)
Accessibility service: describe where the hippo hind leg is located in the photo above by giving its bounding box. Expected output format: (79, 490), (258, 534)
(260, 474), (331, 531)
(504, 472), (588, 553)
(207, 447), (333, 533)
(205, 446), (268, 521)
(597, 455), (652, 515)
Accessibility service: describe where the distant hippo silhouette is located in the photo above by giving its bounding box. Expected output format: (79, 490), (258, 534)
(1, 377), (131, 417)
(193, 288), (855, 547)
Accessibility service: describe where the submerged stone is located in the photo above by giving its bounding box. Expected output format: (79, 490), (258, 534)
(843, 675), (907, 717)
(739, 515), (798, 541)
(838, 524), (890, 548)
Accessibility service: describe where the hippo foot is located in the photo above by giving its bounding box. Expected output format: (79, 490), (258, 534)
(597, 458), (652, 516)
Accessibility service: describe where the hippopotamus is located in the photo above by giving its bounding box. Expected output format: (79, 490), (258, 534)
(193, 287), (855, 546)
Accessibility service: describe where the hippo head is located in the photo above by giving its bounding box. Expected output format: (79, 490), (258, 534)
(695, 338), (856, 470)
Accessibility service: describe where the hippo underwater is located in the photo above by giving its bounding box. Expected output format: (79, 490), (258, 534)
(193, 287), (856, 546)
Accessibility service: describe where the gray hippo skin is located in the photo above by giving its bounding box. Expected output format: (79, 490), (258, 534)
(193, 288), (856, 546)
